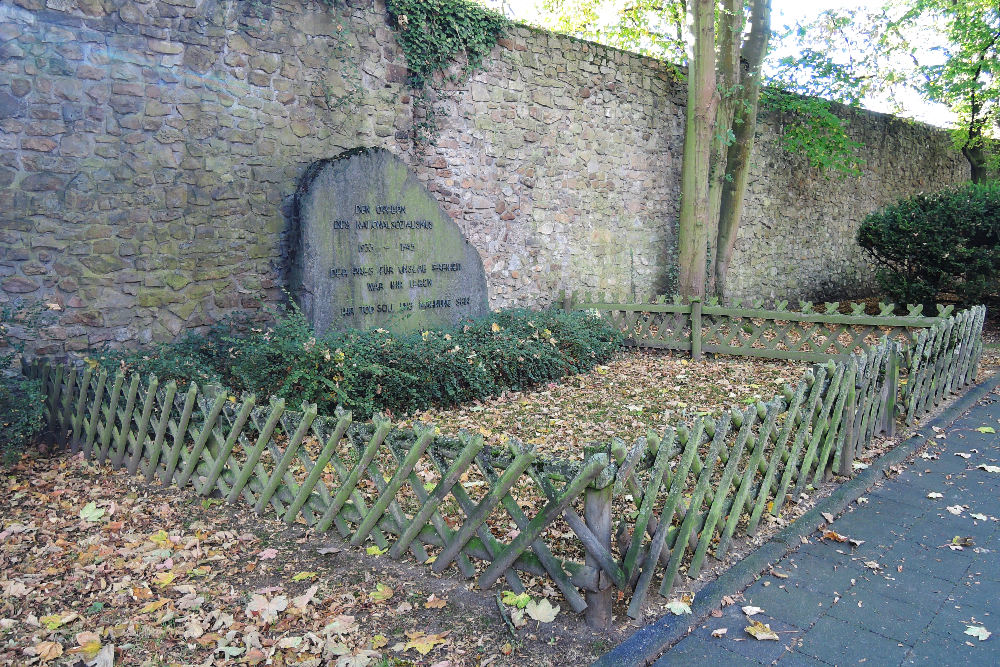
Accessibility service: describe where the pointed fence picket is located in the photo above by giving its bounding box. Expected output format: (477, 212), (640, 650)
(26, 304), (984, 630)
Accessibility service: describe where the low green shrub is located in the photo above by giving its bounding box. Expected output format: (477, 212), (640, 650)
(1, 300), (46, 464)
(857, 181), (1000, 308)
(96, 307), (622, 420)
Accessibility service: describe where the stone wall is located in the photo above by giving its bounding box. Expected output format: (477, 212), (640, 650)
(0, 0), (969, 355)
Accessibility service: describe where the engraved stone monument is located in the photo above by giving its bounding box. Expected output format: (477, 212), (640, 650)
(291, 148), (490, 334)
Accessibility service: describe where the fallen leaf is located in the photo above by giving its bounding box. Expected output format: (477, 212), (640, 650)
(424, 594), (447, 609)
(317, 545), (343, 555)
(947, 505), (964, 515)
(404, 630), (449, 655)
(323, 615), (358, 635)
(821, 512), (834, 523)
(369, 583), (394, 603)
(970, 513), (989, 521)
(366, 545), (387, 556)
(79, 502), (104, 523)
(501, 591), (531, 609)
(711, 628), (728, 638)
(291, 571), (317, 582)
(820, 530), (848, 542)
(526, 598), (560, 622)
(745, 620), (780, 640)
(372, 635), (388, 649)
(864, 561), (881, 571)
(35, 641), (63, 662)
(927, 492), (944, 499)
(955, 452), (972, 459)
(974, 427), (996, 434)
(665, 599), (692, 615)
(139, 598), (170, 614)
(292, 584), (319, 610)
(246, 593), (288, 624)
(965, 625), (991, 641)
(257, 548), (278, 559)
(742, 605), (764, 616)
(977, 464), (1000, 473)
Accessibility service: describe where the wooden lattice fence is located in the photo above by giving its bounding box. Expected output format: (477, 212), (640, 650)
(26, 305), (984, 629)
(564, 294), (954, 362)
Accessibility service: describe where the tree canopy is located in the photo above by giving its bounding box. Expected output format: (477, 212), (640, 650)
(771, 0), (1000, 181)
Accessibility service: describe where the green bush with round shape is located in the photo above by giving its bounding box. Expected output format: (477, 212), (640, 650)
(857, 181), (1000, 308)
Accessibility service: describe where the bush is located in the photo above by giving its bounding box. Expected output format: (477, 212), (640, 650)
(1, 300), (46, 464)
(97, 306), (623, 421)
(857, 181), (1000, 308)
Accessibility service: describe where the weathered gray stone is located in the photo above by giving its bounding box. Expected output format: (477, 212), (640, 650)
(292, 148), (489, 334)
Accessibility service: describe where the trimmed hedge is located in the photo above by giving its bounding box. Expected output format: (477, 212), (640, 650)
(95, 307), (622, 420)
(857, 181), (1000, 308)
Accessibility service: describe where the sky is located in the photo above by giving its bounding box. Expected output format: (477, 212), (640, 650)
(480, 0), (956, 127)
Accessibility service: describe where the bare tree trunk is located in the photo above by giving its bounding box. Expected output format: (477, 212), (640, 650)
(705, 0), (742, 296)
(714, 0), (771, 299)
(677, 0), (719, 299)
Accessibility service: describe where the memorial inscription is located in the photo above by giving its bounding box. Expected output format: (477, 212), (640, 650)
(291, 148), (489, 334)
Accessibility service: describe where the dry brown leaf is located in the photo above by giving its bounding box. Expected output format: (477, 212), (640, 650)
(745, 620), (780, 641)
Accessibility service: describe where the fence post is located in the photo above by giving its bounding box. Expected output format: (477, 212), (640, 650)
(583, 481), (613, 629)
(839, 366), (858, 477)
(883, 344), (899, 438)
(690, 298), (703, 361)
(561, 291), (572, 311)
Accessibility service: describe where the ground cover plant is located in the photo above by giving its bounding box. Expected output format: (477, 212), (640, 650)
(0, 299), (46, 465)
(94, 306), (622, 422)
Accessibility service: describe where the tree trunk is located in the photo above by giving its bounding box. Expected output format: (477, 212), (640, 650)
(705, 0), (742, 296)
(962, 144), (988, 183)
(714, 0), (771, 299)
(677, 0), (719, 299)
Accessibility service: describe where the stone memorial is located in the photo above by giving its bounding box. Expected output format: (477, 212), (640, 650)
(291, 148), (490, 334)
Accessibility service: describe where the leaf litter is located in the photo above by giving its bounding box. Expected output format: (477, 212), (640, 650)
(0, 454), (616, 666)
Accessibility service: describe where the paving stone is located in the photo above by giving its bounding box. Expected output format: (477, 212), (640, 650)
(741, 579), (831, 630)
(795, 615), (911, 665)
(774, 651), (833, 666)
(652, 635), (759, 666)
(825, 587), (936, 644)
(902, 630), (999, 665)
(779, 552), (863, 596)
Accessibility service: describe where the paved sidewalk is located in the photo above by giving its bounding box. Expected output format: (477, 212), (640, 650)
(656, 388), (1000, 666)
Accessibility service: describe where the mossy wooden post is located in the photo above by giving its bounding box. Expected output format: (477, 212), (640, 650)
(883, 343), (900, 438)
(690, 298), (703, 360)
(583, 479), (613, 629)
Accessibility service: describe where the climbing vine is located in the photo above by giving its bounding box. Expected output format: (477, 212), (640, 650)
(386, 0), (508, 88)
(759, 88), (866, 178)
(386, 0), (507, 143)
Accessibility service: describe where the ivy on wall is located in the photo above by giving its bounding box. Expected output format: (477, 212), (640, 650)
(386, 0), (508, 143)
(386, 0), (509, 88)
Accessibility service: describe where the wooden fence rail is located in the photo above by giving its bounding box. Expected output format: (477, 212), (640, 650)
(26, 305), (984, 629)
(563, 293), (953, 362)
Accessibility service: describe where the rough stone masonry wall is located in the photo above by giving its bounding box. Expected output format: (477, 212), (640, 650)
(0, 0), (968, 355)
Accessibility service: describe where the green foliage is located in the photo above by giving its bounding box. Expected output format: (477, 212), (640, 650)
(1, 300), (46, 464)
(97, 307), (622, 421)
(759, 89), (865, 178)
(769, 1), (1000, 181)
(857, 181), (1000, 307)
(386, 0), (508, 89)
